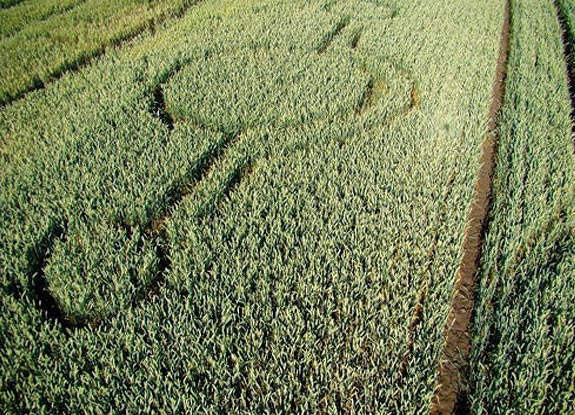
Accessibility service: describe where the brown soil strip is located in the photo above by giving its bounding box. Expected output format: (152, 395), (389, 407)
(317, 16), (350, 54)
(429, 0), (510, 414)
(0, 0), (204, 109)
(553, 0), (575, 137)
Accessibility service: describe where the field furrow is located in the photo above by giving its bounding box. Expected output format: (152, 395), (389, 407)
(430, 1), (511, 413)
(0, 0), (25, 9)
(469, 0), (575, 413)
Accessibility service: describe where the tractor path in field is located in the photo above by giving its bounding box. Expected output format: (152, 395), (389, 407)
(0, 0), (204, 109)
(429, 0), (511, 413)
(554, 0), (575, 140)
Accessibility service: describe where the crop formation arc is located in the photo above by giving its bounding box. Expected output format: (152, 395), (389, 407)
(29, 0), (420, 331)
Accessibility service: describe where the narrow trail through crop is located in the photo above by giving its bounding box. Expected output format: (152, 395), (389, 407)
(25, 7), (419, 333)
(27, 224), (75, 331)
(350, 28), (362, 49)
(137, 146), (254, 307)
(33, 137), (252, 332)
(317, 15), (420, 125)
(429, 0), (510, 413)
(151, 86), (175, 130)
(554, 0), (575, 140)
(356, 77), (375, 114)
(106, 128), (249, 326)
(0, 0), (204, 109)
(317, 15), (350, 54)
(148, 130), (243, 235)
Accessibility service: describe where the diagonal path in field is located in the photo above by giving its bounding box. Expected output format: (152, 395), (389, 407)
(0, 0), (205, 109)
(22, 8), (420, 332)
(429, 0), (511, 413)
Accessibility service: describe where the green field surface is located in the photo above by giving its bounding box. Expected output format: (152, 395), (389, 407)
(558, 0), (575, 48)
(0, 0), (199, 106)
(0, 0), (88, 38)
(1, 0), (574, 413)
(469, 0), (575, 413)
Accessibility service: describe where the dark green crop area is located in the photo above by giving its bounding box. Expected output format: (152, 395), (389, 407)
(0, 0), (88, 38)
(1, 0), (574, 413)
(0, 0), (25, 9)
(557, 0), (575, 51)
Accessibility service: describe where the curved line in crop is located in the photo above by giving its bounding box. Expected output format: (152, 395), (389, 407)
(33, 4), (420, 332)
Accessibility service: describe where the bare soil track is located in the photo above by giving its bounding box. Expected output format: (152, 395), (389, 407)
(429, 0), (510, 413)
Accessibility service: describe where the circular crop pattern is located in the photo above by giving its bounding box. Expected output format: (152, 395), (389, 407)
(39, 1), (419, 329)
(162, 26), (416, 134)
